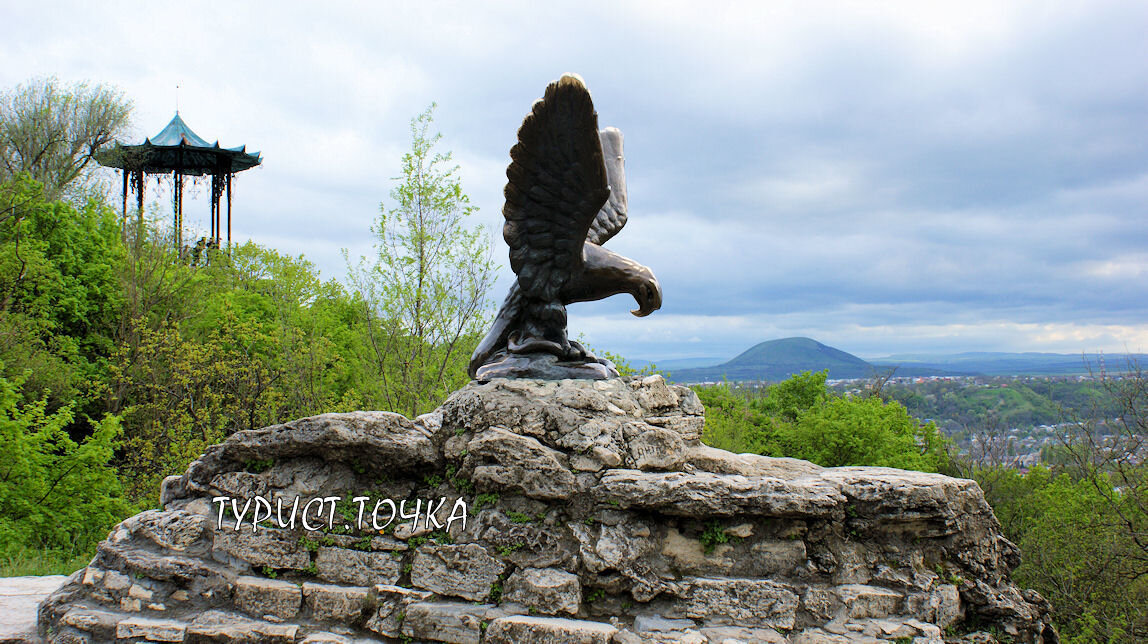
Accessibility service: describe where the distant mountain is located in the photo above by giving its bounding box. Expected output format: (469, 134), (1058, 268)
(663, 337), (885, 383)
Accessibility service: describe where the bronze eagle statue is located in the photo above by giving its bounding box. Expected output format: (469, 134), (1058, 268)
(469, 74), (662, 380)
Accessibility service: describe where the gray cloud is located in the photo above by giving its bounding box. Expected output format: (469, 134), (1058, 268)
(3, 0), (1145, 360)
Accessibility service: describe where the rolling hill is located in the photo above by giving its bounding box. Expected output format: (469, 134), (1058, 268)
(663, 337), (884, 383)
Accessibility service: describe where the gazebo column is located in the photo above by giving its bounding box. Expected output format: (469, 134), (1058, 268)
(135, 170), (144, 228)
(216, 172), (224, 247)
(172, 170), (185, 251)
(210, 173), (218, 244)
(226, 172), (233, 251)
(121, 170), (128, 233)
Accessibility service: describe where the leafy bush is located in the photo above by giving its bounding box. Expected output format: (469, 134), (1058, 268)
(0, 366), (134, 567)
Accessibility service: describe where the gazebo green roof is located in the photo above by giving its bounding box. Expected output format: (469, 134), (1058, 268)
(97, 112), (262, 175)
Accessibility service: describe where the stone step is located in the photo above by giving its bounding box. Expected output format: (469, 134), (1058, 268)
(0, 575), (69, 644)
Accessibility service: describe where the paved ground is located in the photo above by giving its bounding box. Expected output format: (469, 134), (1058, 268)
(0, 576), (68, 644)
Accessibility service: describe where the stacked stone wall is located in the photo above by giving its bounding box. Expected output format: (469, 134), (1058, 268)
(38, 376), (1056, 643)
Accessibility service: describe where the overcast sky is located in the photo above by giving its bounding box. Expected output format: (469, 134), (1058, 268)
(3, 1), (1145, 361)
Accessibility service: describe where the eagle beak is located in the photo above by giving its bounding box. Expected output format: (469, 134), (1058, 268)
(630, 278), (662, 317)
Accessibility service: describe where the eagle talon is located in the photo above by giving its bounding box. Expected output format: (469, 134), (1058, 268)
(566, 340), (592, 362)
(508, 333), (566, 356)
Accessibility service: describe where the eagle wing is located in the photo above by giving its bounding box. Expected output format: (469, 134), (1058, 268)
(503, 74), (609, 304)
(587, 127), (628, 246)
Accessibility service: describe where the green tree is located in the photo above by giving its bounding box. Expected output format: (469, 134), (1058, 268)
(0, 176), (125, 420)
(974, 465), (1145, 641)
(696, 371), (948, 472)
(108, 309), (289, 503)
(697, 382), (772, 455)
(347, 104), (495, 417)
(0, 77), (132, 200)
(1031, 359), (1148, 641)
(777, 395), (947, 471)
(0, 365), (133, 564)
(219, 244), (367, 416)
(756, 370), (829, 423)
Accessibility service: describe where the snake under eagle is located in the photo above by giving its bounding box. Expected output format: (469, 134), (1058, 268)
(469, 74), (662, 380)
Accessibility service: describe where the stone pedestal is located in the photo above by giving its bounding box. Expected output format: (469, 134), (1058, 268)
(38, 376), (1057, 643)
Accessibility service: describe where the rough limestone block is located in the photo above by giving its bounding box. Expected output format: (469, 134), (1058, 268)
(160, 474), (186, 506)
(629, 631), (706, 644)
(820, 468), (994, 535)
(686, 444), (823, 478)
(365, 585), (435, 638)
(316, 547), (402, 586)
(790, 628), (866, 643)
(402, 601), (498, 644)
(902, 618), (943, 638)
(208, 471), (268, 499)
(935, 584), (962, 627)
(115, 616), (187, 642)
(81, 567), (104, 587)
(185, 610), (298, 643)
(597, 470), (843, 518)
(411, 543), (506, 602)
(628, 427), (686, 470)
(700, 625), (789, 643)
(503, 567), (582, 615)
(102, 570), (131, 591)
(571, 453), (605, 472)
(299, 634), (352, 644)
(677, 578), (799, 629)
(834, 584), (904, 619)
(633, 614), (697, 633)
(612, 631), (644, 644)
(643, 414), (705, 441)
(467, 427), (577, 500)
(60, 607), (121, 641)
(747, 538), (809, 575)
(46, 628), (91, 644)
(591, 523), (650, 573)
(475, 512), (575, 570)
(906, 585), (963, 627)
(556, 416), (623, 454)
(303, 582), (370, 623)
(127, 584), (154, 602)
(122, 509), (214, 554)
(660, 525), (744, 576)
(803, 587), (836, 622)
(630, 375), (679, 410)
(484, 615), (618, 644)
(212, 526), (309, 569)
(233, 576), (302, 620)
(554, 386), (610, 411)
(674, 386), (705, 415)
(857, 617), (942, 639)
(185, 411), (441, 486)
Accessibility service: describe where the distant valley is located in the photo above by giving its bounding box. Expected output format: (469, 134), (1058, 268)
(648, 337), (1145, 383)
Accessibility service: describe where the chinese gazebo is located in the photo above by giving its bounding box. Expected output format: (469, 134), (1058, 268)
(97, 112), (261, 250)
